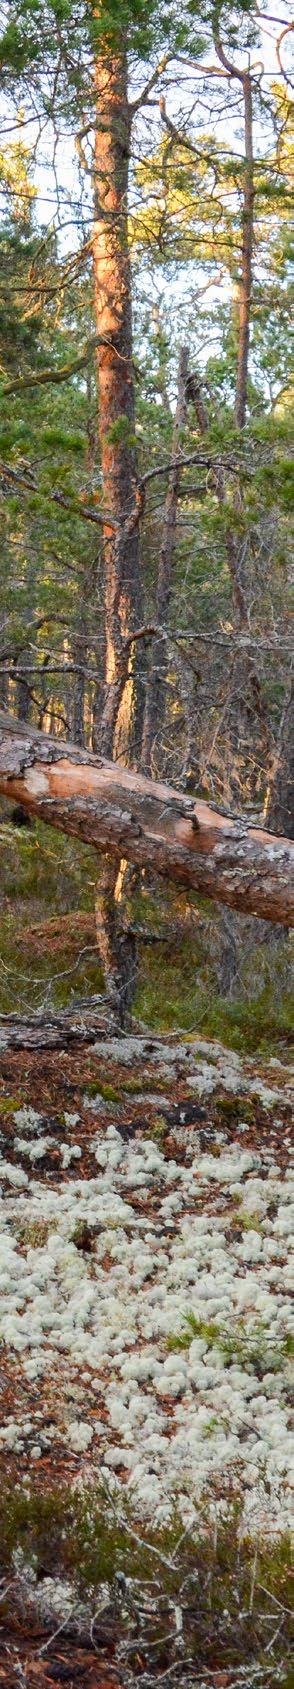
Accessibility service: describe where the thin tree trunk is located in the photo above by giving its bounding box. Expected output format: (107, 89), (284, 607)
(14, 617), (32, 822)
(15, 664), (31, 723)
(187, 375), (249, 623)
(0, 671), (8, 709)
(71, 619), (86, 746)
(177, 368), (271, 996)
(72, 661), (86, 747)
(217, 907), (239, 997)
(214, 34), (254, 429)
(0, 715), (292, 928)
(141, 345), (188, 774)
(187, 374), (270, 751)
(235, 71), (254, 429)
(95, 854), (137, 1022)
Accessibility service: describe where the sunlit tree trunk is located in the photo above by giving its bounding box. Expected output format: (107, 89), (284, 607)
(91, 27), (143, 1013)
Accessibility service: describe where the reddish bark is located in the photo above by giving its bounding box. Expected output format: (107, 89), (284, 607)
(0, 714), (293, 927)
(92, 34), (142, 761)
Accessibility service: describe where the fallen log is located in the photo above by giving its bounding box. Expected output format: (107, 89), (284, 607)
(0, 998), (118, 1052)
(0, 712), (293, 927)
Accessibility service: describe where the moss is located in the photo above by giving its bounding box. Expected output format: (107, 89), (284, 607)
(202, 1414), (220, 1437)
(283, 1333), (294, 1358)
(216, 1096), (241, 1120)
(216, 1095), (256, 1124)
(149, 1113), (167, 1141)
(83, 1079), (102, 1098)
(241, 1211), (263, 1232)
(80, 1076), (122, 1103)
(97, 1081), (122, 1103)
(238, 1099), (256, 1122)
(0, 1095), (23, 1116)
(120, 1075), (159, 1094)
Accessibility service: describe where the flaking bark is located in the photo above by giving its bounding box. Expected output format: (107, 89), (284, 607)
(92, 39), (142, 761)
(0, 714), (293, 928)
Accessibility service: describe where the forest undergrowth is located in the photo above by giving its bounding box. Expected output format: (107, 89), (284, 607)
(0, 815), (292, 1055)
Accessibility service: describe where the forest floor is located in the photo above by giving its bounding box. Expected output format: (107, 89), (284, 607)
(0, 1011), (292, 1687)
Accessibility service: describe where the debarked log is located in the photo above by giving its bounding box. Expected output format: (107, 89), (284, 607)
(0, 713), (293, 927)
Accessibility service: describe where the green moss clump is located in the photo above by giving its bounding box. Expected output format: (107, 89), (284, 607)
(0, 1096), (23, 1117)
(216, 1096), (240, 1120)
(216, 1095), (257, 1123)
(283, 1333), (294, 1358)
(83, 1078), (121, 1102)
(98, 1081), (122, 1103)
(149, 1113), (167, 1141)
(241, 1211), (263, 1233)
(120, 1075), (157, 1094)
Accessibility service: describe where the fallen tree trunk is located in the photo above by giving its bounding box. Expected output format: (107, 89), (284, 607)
(0, 713), (293, 927)
(0, 998), (118, 1052)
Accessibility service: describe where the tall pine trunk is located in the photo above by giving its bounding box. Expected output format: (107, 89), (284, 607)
(92, 42), (142, 762)
(91, 31), (142, 1016)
